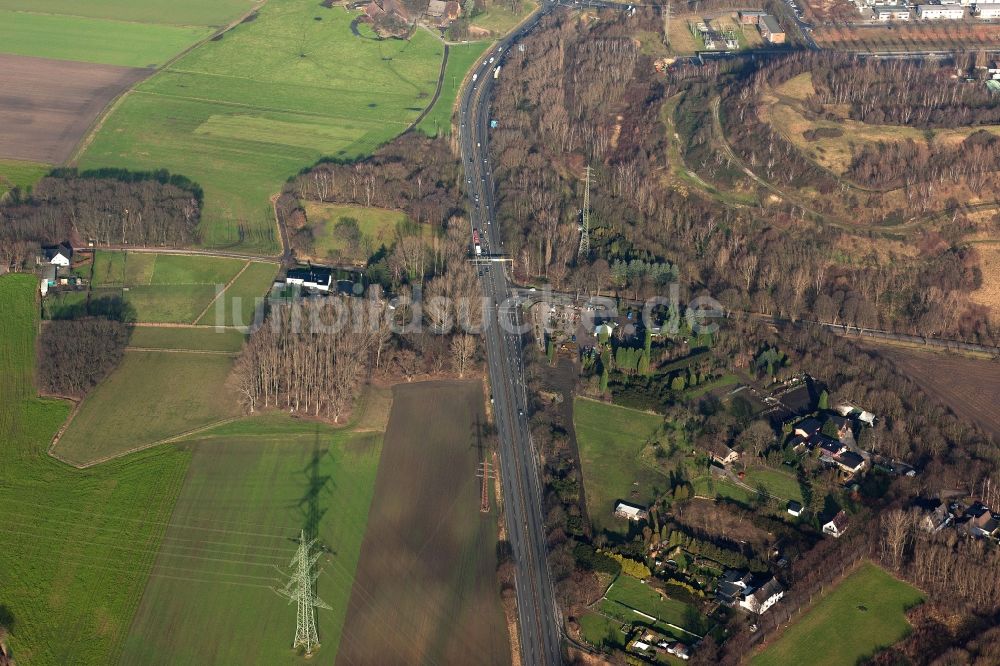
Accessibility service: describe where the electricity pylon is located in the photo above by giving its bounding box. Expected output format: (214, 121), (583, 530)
(578, 165), (592, 258)
(276, 530), (331, 656)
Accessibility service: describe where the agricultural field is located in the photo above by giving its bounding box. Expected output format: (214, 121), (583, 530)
(127, 326), (246, 352)
(0, 0), (256, 27)
(81, 0), (445, 253)
(301, 202), (409, 264)
(868, 346), (1000, 442)
(0, 159), (48, 197)
(53, 349), (241, 466)
(0, 53), (148, 163)
(753, 562), (923, 666)
(417, 41), (492, 137)
(574, 397), (668, 535)
(337, 381), (511, 665)
(762, 73), (1000, 176)
(88, 251), (270, 324)
(0, 10), (210, 67)
(0, 274), (192, 665)
(118, 397), (389, 665)
(601, 574), (709, 639)
(194, 260), (278, 327)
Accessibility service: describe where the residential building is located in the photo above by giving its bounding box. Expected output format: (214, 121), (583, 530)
(818, 436), (846, 457)
(787, 500), (803, 517)
(614, 500), (648, 521)
(874, 5), (911, 19)
(739, 576), (784, 614)
(794, 417), (823, 440)
(758, 15), (786, 43)
(964, 502), (998, 538)
(916, 5), (964, 18)
(668, 642), (691, 660)
(976, 3), (1000, 17)
(835, 450), (866, 474)
(716, 569), (754, 606)
(285, 266), (333, 292)
(41, 243), (72, 267)
(914, 498), (952, 533)
(823, 510), (849, 538)
(705, 440), (740, 466)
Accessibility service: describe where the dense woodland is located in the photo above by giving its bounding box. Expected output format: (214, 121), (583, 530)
(487, 13), (998, 345)
(0, 169), (201, 270)
(37, 318), (130, 398)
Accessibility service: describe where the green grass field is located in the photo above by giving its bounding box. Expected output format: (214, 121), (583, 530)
(53, 350), (241, 466)
(0, 0), (256, 27)
(417, 41), (491, 137)
(692, 474), (753, 503)
(753, 563), (924, 666)
(0, 10), (211, 67)
(603, 575), (708, 637)
(0, 274), (192, 665)
(0, 159), (49, 198)
(471, 0), (537, 34)
(301, 202), (408, 263)
(118, 397), (389, 664)
(578, 612), (629, 651)
(128, 326), (246, 351)
(574, 397), (667, 534)
(89, 252), (258, 323)
(743, 467), (804, 503)
(195, 260), (277, 327)
(81, 1), (444, 252)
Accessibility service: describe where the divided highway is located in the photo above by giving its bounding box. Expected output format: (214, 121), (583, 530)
(458, 6), (564, 665)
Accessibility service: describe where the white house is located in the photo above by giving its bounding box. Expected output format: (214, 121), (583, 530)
(874, 5), (911, 19)
(614, 501), (648, 521)
(823, 510), (849, 538)
(976, 3), (1000, 18)
(916, 5), (964, 18)
(41, 244), (72, 267)
(739, 577), (784, 614)
(787, 500), (803, 517)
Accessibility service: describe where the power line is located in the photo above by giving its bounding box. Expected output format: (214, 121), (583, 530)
(578, 165), (592, 257)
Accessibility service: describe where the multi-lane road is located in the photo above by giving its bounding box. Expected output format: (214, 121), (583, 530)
(458, 5), (564, 665)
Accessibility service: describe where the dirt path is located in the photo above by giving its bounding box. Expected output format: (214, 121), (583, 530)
(192, 259), (250, 324)
(125, 347), (238, 355)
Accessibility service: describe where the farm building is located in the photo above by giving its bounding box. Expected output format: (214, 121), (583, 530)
(425, 0), (461, 21)
(758, 15), (785, 43)
(915, 5), (964, 18)
(975, 3), (1000, 17)
(874, 5), (911, 19)
(285, 266), (332, 292)
(614, 500), (648, 521)
(738, 9), (768, 23)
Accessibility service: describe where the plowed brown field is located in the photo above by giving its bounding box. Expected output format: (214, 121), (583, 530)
(0, 53), (148, 163)
(873, 346), (1000, 442)
(337, 380), (511, 665)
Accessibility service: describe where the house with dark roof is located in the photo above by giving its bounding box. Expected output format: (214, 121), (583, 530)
(826, 414), (853, 440)
(835, 450), (866, 475)
(285, 265), (333, 292)
(823, 510), (849, 538)
(964, 502), (998, 538)
(793, 417), (823, 440)
(914, 498), (951, 533)
(41, 243), (73, 267)
(818, 436), (846, 458)
(715, 569), (753, 606)
(787, 500), (803, 517)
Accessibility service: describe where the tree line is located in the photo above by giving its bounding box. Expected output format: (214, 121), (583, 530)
(0, 169), (201, 270)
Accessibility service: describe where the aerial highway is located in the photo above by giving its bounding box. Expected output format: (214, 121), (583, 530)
(458, 5), (564, 665)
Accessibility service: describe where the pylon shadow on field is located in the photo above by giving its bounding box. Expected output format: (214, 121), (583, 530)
(294, 428), (335, 551)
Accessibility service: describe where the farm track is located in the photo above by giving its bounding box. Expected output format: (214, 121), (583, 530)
(192, 259), (250, 324)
